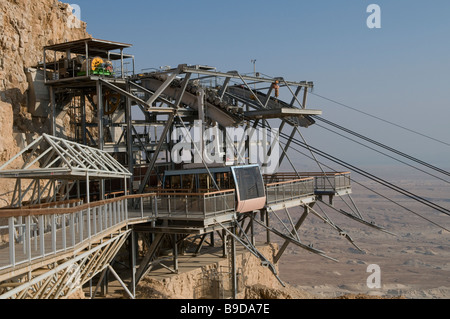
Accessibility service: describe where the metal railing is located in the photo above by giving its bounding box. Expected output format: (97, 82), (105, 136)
(0, 189), (236, 272)
(0, 194), (155, 272)
(265, 177), (315, 205)
(154, 190), (236, 219)
(264, 172), (351, 195)
(312, 172), (351, 193)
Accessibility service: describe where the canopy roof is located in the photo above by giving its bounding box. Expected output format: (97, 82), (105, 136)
(44, 38), (132, 53)
(0, 134), (131, 180)
(43, 38), (133, 60)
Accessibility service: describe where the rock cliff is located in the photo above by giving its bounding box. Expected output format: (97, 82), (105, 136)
(0, 0), (90, 205)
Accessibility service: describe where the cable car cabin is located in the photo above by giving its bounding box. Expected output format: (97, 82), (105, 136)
(162, 165), (266, 213)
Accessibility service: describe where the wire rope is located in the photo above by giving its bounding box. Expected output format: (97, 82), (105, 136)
(311, 92), (450, 147)
(253, 121), (450, 218)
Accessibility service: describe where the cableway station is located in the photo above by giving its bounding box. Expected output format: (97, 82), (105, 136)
(0, 38), (389, 299)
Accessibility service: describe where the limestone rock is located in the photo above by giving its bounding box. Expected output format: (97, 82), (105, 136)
(0, 0), (90, 206)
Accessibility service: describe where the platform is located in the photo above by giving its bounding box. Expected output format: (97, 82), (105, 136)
(265, 172), (352, 197)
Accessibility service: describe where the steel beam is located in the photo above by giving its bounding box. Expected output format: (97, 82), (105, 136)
(145, 69), (181, 106)
(273, 206), (309, 263)
(98, 78), (174, 113)
(181, 66), (314, 88)
(135, 233), (165, 284)
(137, 113), (175, 194)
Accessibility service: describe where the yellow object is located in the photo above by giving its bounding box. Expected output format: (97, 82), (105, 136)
(91, 57), (104, 71)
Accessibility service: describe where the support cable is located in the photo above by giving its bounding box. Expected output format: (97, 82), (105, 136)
(250, 121), (450, 232)
(271, 132), (450, 233)
(314, 121), (450, 184)
(295, 126), (361, 217)
(310, 92), (450, 147)
(267, 123), (450, 218)
(314, 116), (450, 179)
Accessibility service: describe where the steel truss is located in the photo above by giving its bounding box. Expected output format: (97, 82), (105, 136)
(0, 229), (131, 299)
(50, 62), (322, 195)
(0, 133), (131, 207)
(0, 37), (394, 299)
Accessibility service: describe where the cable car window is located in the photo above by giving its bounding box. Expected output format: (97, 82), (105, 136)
(232, 166), (264, 200)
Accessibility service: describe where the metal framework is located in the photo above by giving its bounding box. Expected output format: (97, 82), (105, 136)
(0, 38), (391, 299)
(0, 133), (131, 207)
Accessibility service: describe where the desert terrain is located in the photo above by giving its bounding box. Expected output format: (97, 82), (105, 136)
(268, 167), (450, 299)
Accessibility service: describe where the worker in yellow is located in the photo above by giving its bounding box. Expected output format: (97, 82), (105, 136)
(271, 81), (280, 98)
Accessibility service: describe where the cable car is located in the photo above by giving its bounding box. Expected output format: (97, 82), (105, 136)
(162, 164), (266, 213)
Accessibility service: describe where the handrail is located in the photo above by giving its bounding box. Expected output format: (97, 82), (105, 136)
(264, 172), (352, 195)
(155, 189), (236, 219)
(0, 193), (142, 273)
(265, 177), (315, 205)
(155, 189), (235, 197)
(0, 193), (156, 218)
(265, 177), (313, 187)
(0, 198), (84, 210)
(0, 188), (235, 220)
(263, 172), (350, 179)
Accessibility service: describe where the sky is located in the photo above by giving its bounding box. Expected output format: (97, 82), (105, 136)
(69, 0), (450, 175)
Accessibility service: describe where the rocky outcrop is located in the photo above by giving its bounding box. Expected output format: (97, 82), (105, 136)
(135, 244), (317, 299)
(0, 0), (90, 205)
(244, 284), (317, 299)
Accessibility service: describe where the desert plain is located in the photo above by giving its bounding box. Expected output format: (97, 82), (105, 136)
(270, 166), (450, 299)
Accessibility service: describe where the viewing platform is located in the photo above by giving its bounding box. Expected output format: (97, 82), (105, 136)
(264, 172), (352, 197)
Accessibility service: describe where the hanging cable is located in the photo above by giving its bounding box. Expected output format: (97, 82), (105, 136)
(310, 92), (450, 147)
(271, 129), (450, 233)
(253, 121), (450, 219)
(220, 83), (450, 228)
(314, 121), (450, 184)
(294, 125), (362, 217)
(314, 116), (450, 178)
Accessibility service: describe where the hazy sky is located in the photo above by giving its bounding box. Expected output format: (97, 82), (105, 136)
(70, 0), (450, 172)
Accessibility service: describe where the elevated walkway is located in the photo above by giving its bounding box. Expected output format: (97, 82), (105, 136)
(0, 195), (144, 298)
